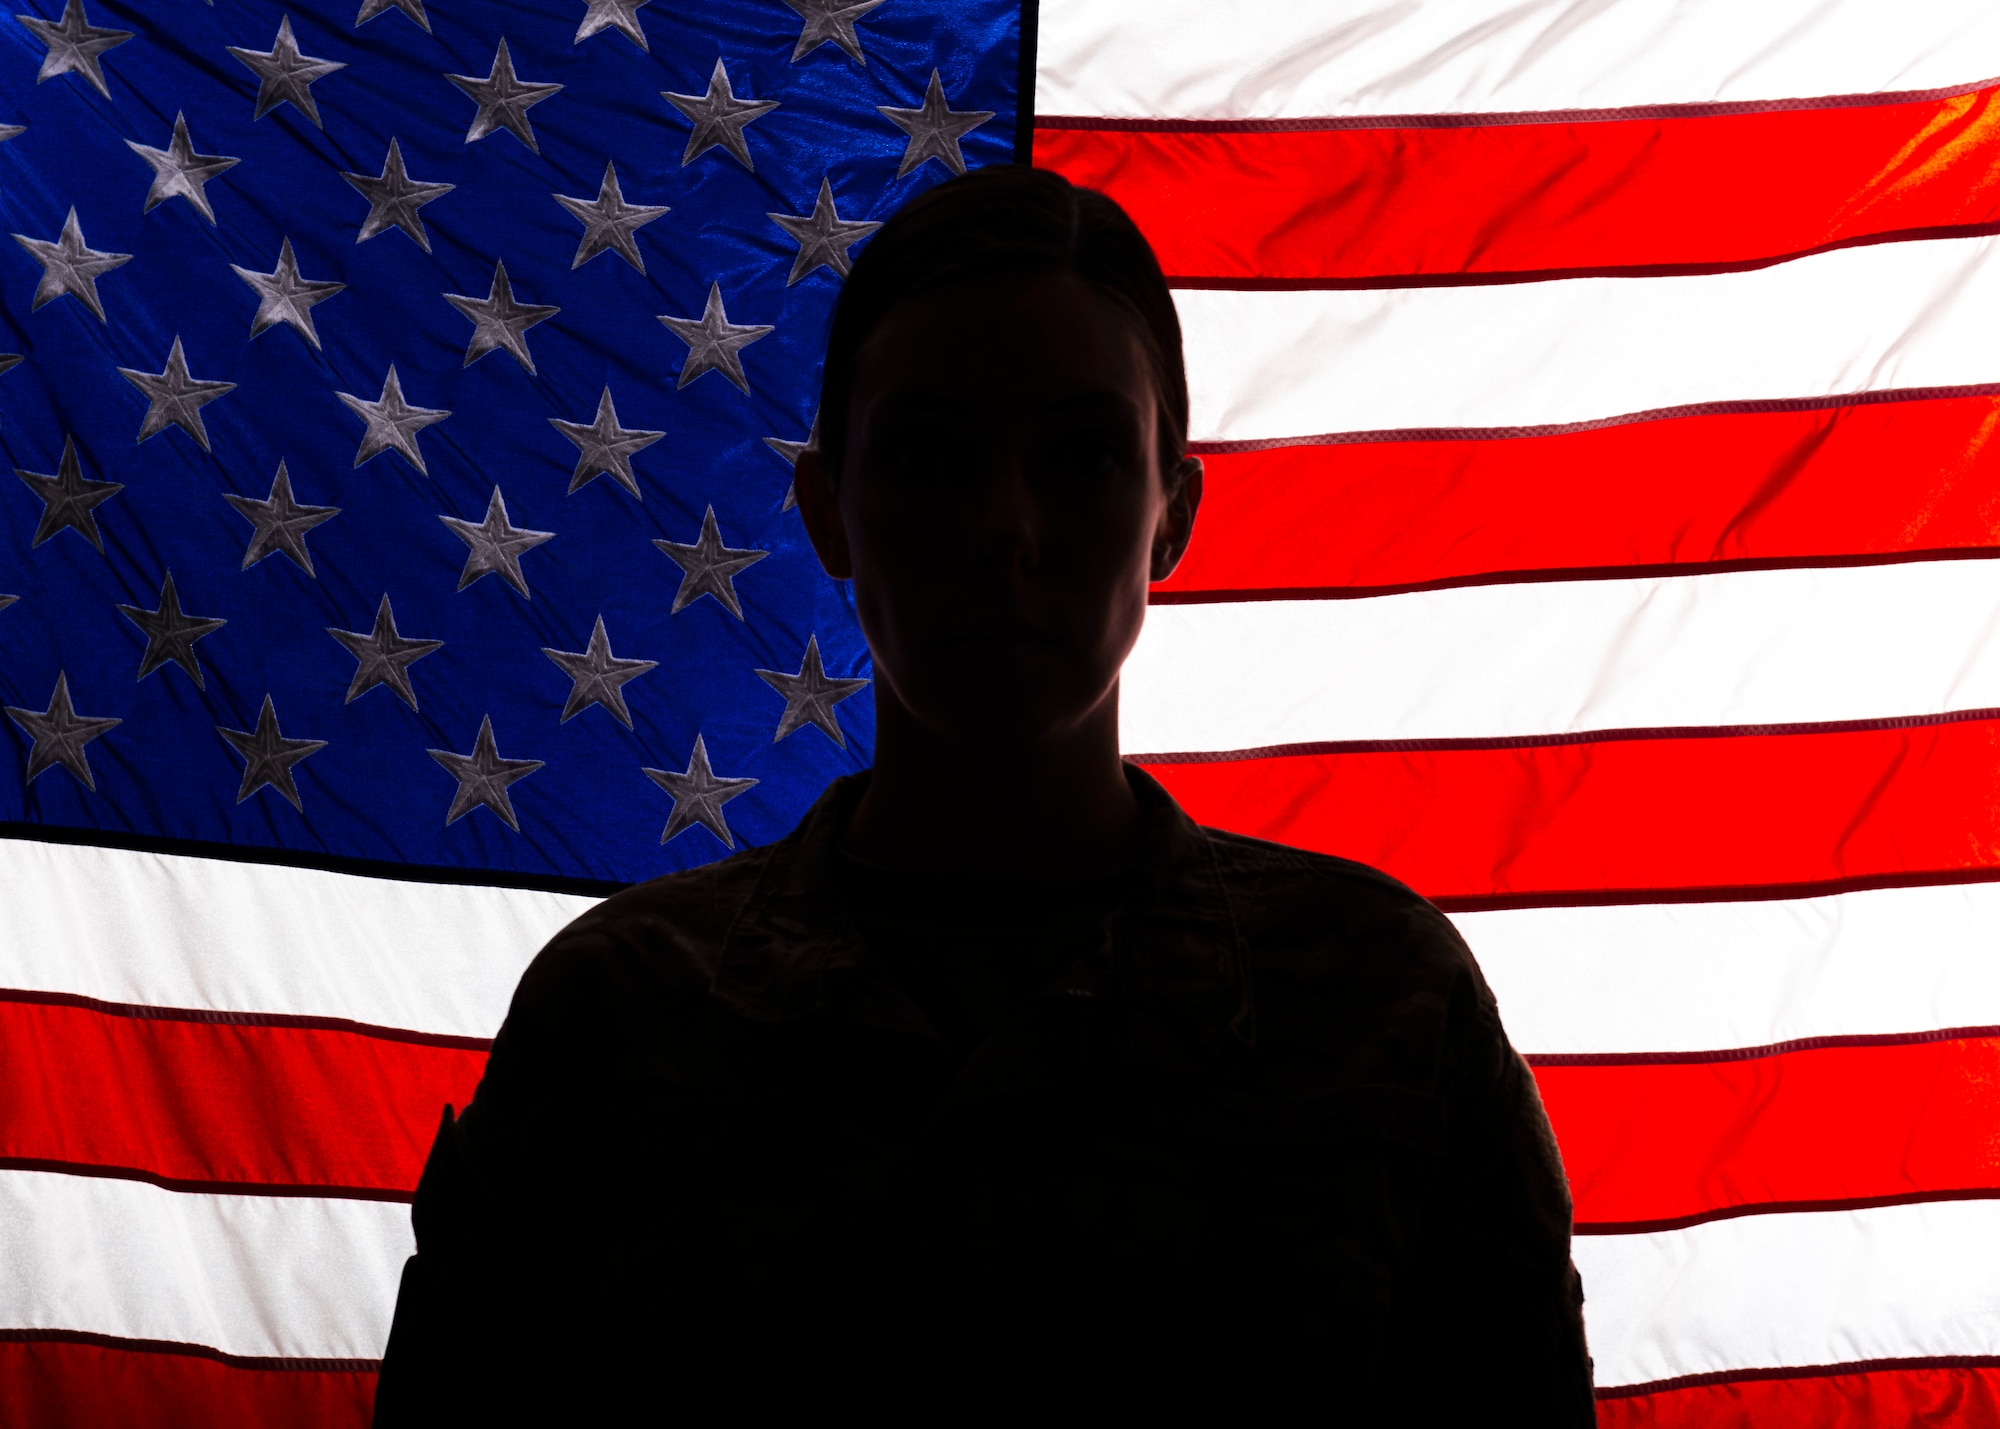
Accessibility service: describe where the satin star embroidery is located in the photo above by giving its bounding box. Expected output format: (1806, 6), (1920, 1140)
(231, 237), (345, 348)
(224, 460), (339, 575)
(116, 572), (226, 687)
(5, 672), (120, 789)
(429, 715), (543, 830)
(573, 0), (648, 48)
(548, 387), (662, 497)
(337, 365), (450, 473)
(227, 16), (345, 129)
(117, 336), (235, 449)
(445, 259), (559, 372)
(879, 69), (993, 177)
(216, 695), (326, 810)
(643, 734), (757, 847)
(769, 177), (880, 284)
(553, 161), (666, 272)
(755, 634), (868, 745)
(18, 0), (130, 98)
(15, 435), (122, 550)
(658, 282), (772, 392)
(342, 138), (454, 252)
(13, 207), (130, 322)
(441, 487), (554, 597)
(327, 594), (443, 710)
(781, 0), (883, 63)
(763, 410), (816, 511)
(354, 0), (427, 32)
(447, 39), (562, 153)
(542, 615), (656, 726)
(661, 58), (777, 169)
(653, 506), (767, 617)
(126, 113), (239, 223)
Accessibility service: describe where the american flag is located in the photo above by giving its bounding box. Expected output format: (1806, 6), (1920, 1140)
(8, 0), (2000, 1424)
(0, 0), (1014, 1419)
(1036, 2), (2000, 1424)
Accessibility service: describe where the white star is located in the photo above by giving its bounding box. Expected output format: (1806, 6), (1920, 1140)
(5, 672), (120, 789)
(116, 571), (226, 687)
(573, 0), (648, 48)
(116, 336), (235, 449)
(428, 715), (543, 830)
(14, 434), (121, 550)
(17, 0), (130, 99)
(542, 615), (656, 727)
(227, 15), (346, 129)
(652, 505), (767, 618)
(224, 460), (338, 575)
(755, 634), (869, 745)
(354, 0), (428, 32)
(13, 206), (130, 322)
(444, 259), (559, 373)
(231, 236), (345, 348)
(763, 409), (816, 511)
(126, 112), (239, 224)
(781, 0), (884, 64)
(328, 594), (442, 709)
(657, 282), (772, 393)
(769, 176), (880, 284)
(440, 487), (554, 598)
(553, 161), (666, 272)
(446, 38), (562, 154)
(337, 365), (450, 473)
(216, 695), (326, 811)
(643, 734), (757, 847)
(879, 69), (993, 177)
(548, 387), (662, 497)
(342, 138), (454, 252)
(661, 57), (777, 170)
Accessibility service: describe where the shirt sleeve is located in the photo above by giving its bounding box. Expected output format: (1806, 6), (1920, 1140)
(1424, 923), (1597, 1423)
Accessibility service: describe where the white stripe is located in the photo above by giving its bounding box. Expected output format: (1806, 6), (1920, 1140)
(1038, 0), (2000, 120)
(1124, 561), (2000, 754)
(1454, 882), (2000, 1056)
(0, 839), (597, 1037)
(1577, 1199), (2000, 1388)
(1176, 233), (2000, 444)
(0, 1170), (409, 1361)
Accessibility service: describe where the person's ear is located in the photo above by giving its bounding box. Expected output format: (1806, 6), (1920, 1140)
(793, 447), (853, 581)
(1149, 455), (1203, 582)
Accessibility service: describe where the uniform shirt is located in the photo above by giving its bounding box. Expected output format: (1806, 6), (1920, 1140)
(373, 766), (1595, 1423)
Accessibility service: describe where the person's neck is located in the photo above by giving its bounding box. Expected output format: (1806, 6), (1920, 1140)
(843, 686), (1140, 882)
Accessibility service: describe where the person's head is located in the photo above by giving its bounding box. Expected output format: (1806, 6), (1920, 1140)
(794, 165), (1202, 755)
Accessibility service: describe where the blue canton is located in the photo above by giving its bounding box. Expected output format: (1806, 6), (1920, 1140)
(0, 0), (1021, 887)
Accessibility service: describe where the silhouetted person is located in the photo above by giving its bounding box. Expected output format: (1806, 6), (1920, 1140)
(374, 167), (1595, 1423)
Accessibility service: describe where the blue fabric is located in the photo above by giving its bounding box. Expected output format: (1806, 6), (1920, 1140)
(0, 0), (1019, 883)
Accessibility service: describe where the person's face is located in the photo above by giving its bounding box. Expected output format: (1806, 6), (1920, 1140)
(795, 270), (1202, 750)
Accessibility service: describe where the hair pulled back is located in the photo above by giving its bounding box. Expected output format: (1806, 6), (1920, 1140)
(816, 165), (1189, 483)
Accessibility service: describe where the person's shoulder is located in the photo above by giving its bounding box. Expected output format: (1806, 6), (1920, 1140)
(1199, 825), (1507, 1096)
(1205, 826), (1468, 966)
(501, 840), (775, 1042)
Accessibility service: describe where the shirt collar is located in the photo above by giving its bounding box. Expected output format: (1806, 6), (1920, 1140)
(712, 764), (1255, 1047)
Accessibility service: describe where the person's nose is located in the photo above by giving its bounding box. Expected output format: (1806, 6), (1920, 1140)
(970, 448), (1041, 576)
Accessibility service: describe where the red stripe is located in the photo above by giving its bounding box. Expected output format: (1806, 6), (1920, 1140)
(1035, 85), (2000, 286)
(1154, 389), (2000, 600)
(0, 1335), (374, 1429)
(1139, 717), (2000, 904)
(1598, 1360), (2000, 1426)
(1533, 1036), (2000, 1232)
(0, 997), (484, 1195)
